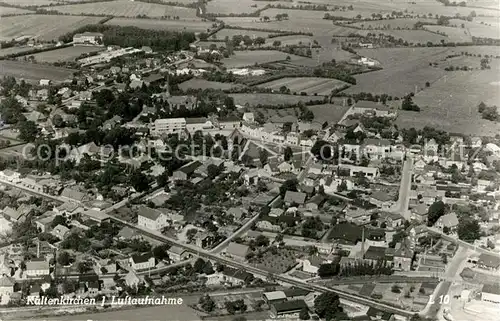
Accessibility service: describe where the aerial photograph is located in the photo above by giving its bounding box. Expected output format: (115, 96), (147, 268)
(0, 0), (499, 321)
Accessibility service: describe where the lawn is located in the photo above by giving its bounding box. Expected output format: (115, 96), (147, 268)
(24, 46), (104, 63)
(343, 47), (452, 96)
(257, 77), (350, 96)
(308, 104), (350, 124)
(214, 28), (273, 39)
(395, 61), (500, 136)
(178, 79), (245, 91)
(221, 50), (302, 68)
(0, 60), (75, 83)
(251, 248), (300, 274)
(0, 15), (103, 42)
(230, 93), (323, 107)
(206, 0), (267, 14)
(50, 0), (198, 18)
(105, 17), (212, 33)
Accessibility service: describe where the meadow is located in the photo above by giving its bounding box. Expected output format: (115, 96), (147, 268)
(105, 17), (212, 33)
(0, 60), (75, 82)
(265, 35), (313, 46)
(344, 47), (452, 96)
(214, 28), (273, 39)
(221, 50), (302, 68)
(449, 19), (500, 39)
(178, 79), (245, 91)
(348, 18), (436, 30)
(0, 15), (102, 41)
(206, 0), (267, 15)
(230, 93), (322, 107)
(23, 46), (104, 63)
(257, 77), (349, 96)
(308, 104), (351, 124)
(0, 6), (34, 15)
(50, 0), (198, 18)
(0, 46), (38, 58)
(423, 25), (473, 43)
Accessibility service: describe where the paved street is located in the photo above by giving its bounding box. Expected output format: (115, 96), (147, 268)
(390, 155), (413, 219)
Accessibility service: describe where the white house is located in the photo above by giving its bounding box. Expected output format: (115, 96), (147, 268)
(137, 206), (169, 231)
(302, 257), (323, 275)
(25, 260), (50, 277)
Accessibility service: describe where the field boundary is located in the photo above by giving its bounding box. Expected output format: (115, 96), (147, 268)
(0, 43), (73, 60)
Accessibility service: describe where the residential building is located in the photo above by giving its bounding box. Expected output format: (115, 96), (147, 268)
(224, 242), (249, 261)
(370, 191), (395, 210)
(481, 283), (500, 304)
(73, 32), (104, 46)
(137, 206), (169, 231)
(2, 206), (24, 222)
(25, 260), (50, 277)
(172, 161), (202, 181)
(270, 300), (308, 318)
(411, 203), (428, 222)
(366, 307), (395, 321)
(434, 213), (459, 232)
(302, 256), (323, 275)
(151, 118), (186, 136)
(339, 165), (379, 180)
(284, 191), (307, 206)
(393, 240), (413, 271)
(195, 232), (215, 249)
(263, 291), (287, 304)
(129, 253), (155, 271)
(168, 246), (189, 262)
(477, 253), (500, 271)
(220, 267), (253, 285)
(0, 275), (15, 296)
(51, 224), (70, 239)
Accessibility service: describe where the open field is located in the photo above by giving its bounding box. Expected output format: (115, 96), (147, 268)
(22, 46), (104, 63)
(221, 50), (304, 68)
(397, 60), (500, 136)
(0, 6), (34, 15)
(308, 104), (350, 124)
(206, 0), (267, 14)
(220, 16), (338, 34)
(257, 77), (349, 96)
(450, 19), (500, 39)
(354, 29), (448, 44)
(248, 107), (300, 120)
(262, 8), (329, 20)
(178, 79), (245, 91)
(51, 0), (198, 18)
(344, 47), (452, 96)
(424, 25), (473, 43)
(0, 15), (102, 42)
(0, 46), (39, 58)
(214, 28), (273, 39)
(348, 18), (437, 30)
(0, 60), (75, 82)
(104, 17), (211, 33)
(265, 35), (313, 46)
(474, 16), (500, 28)
(230, 93), (322, 107)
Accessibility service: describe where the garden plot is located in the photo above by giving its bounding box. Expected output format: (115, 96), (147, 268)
(257, 77), (349, 96)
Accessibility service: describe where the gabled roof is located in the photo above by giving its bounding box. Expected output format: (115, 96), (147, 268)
(168, 246), (186, 255)
(2, 206), (22, 221)
(272, 300), (307, 313)
(478, 253), (500, 268)
(131, 253), (153, 264)
(226, 242), (249, 258)
(284, 191), (307, 205)
(0, 275), (15, 287)
(137, 205), (162, 221)
(176, 161), (202, 175)
(438, 213), (459, 227)
(26, 260), (49, 271)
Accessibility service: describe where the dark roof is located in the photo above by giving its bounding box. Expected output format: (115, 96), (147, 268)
(482, 283), (500, 295)
(185, 117), (208, 124)
(222, 267), (253, 282)
(366, 307), (393, 321)
(79, 274), (98, 283)
(273, 300), (307, 314)
(283, 288), (310, 298)
(284, 191), (307, 204)
(131, 253), (153, 264)
(219, 116), (240, 122)
(137, 205), (162, 221)
(478, 253), (500, 268)
(363, 246), (387, 261)
(176, 161), (202, 175)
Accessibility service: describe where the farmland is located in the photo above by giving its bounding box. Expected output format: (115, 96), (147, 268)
(0, 15), (102, 42)
(257, 77), (350, 96)
(354, 29), (449, 44)
(105, 17), (212, 33)
(398, 61), (500, 136)
(178, 79), (245, 91)
(206, 0), (267, 15)
(308, 103), (351, 124)
(0, 60), (75, 82)
(0, 6), (34, 15)
(265, 35), (313, 46)
(50, 0), (198, 18)
(423, 25), (473, 43)
(348, 18), (436, 30)
(0, 46), (38, 58)
(21, 46), (104, 63)
(449, 19), (500, 39)
(229, 93), (324, 107)
(214, 28), (273, 39)
(221, 50), (304, 68)
(344, 47), (453, 96)
(0, 0), (56, 5)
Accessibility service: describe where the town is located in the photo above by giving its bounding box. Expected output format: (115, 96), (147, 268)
(0, 1), (499, 321)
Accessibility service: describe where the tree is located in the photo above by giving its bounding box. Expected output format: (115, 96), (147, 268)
(199, 294), (215, 312)
(52, 114), (64, 128)
(280, 178), (298, 197)
(427, 200), (446, 226)
(51, 215), (67, 228)
(284, 146), (293, 161)
(478, 101), (486, 113)
(259, 148), (269, 166)
(194, 258), (206, 274)
(78, 261), (92, 274)
(457, 218), (481, 241)
(153, 244), (170, 261)
(254, 37), (265, 46)
(314, 292), (347, 321)
(299, 307), (310, 320)
(255, 235), (270, 247)
(207, 164), (222, 179)
(57, 251), (73, 266)
(273, 40), (281, 47)
(17, 120), (39, 142)
(129, 169), (150, 192)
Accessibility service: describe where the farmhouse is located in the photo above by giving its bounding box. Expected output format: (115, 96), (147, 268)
(73, 32), (104, 46)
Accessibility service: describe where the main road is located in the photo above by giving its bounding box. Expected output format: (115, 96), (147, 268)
(389, 155), (413, 219)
